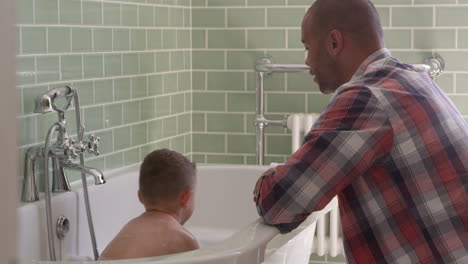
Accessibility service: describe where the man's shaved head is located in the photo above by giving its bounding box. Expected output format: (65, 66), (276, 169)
(303, 0), (383, 47)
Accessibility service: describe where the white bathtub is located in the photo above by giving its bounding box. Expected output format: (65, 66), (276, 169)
(17, 164), (337, 264)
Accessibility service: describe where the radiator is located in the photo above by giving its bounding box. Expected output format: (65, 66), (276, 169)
(286, 113), (344, 257)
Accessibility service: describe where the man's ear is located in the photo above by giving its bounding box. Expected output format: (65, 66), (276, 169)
(138, 190), (143, 204)
(326, 29), (343, 57)
(179, 189), (194, 207)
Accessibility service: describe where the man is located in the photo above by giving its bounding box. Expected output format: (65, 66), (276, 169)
(254, 0), (468, 263)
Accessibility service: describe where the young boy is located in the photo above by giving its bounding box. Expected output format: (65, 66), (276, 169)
(99, 149), (199, 260)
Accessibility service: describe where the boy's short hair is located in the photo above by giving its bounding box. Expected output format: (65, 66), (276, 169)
(139, 149), (196, 205)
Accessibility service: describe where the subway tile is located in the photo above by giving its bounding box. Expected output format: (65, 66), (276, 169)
(414, 0), (455, 3)
(288, 29), (303, 49)
(22, 86), (48, 114)
(124, 148), (140, 166)
(122, 4), (138, 26)
(94, 79), (113, 104)
(193, 9), (225, 28)
(155, 52), (171, 72)
(207, 72), (245, 91)
(248, 0), (285, 6)
(132, 123), (148, 146)
(154, 139), (171, 152)
(207, 154), (244, 164)
(17, 57), (35, 86)
(266, 135), (291, 155)
(449, 95), (468, 116)
(106, 152), (124, 170)
(227, 92), (256, 112)
(193, 92), (225, 111)
(113, 29), (130, 51)
(247, 29), (286, 49)
(193, 72), (206, 90)
(192, 51), (225, 69)
(35, 0), (59, 24)
(17, 0), (34, 24)
(139, 6), (154, 27)
(371, 0), (410, 4)
(178, 113), (191, 134)
(131, 29), (147, 51)
(170, 7), (184, 27)
(184, 8), (191, 28)
(123, 101), (140, 123)
(207, 113), (244, 133)
(71, 28), (92, 52)
(193, 113), (206, 132)
(287, 72), (317, 92)
(148, 119), (164, 142)
(192, 30), (207, 49)
(267, 8), (305, 27)
(61, 55), (83, 80)
(266, 93), (306, 113)
(48, 27), (71, 53)
(36, 113), (58, 140)
(83, 55), (104, 79)
(104, 104), (123, 128)
(104, 54), (122, 77)
(383, 29), (412, 49)
(155, 7), (170, 27)
(171, 94), (185, 114)
(192, 134), (225, 153)
(171, 51), (185, 71)
(148, 75), (163, 96)
(208, 0), (244, 6)
(227, 8), (265, 28)
(436, 7), (468, 27)
(178, 72), (191, 92)
(458, 29), (468, 49)
(140, 53), (156, 74)
(132, 76), (148, 98)
(141, 143), (157, 158)
(192, 0), (207, 6)
(247, 71), (286, 92)
(123, 53), (139, 75)
(307, 93), (333, 113)
(434, 73), (454, 94)
(184, 50), (191, 70)
(103, 2), (121, 26)
(162, 117), (177, 137)
(156, 96), (171, 117)
(376, 7), (389, 28)
(86, 158), (105, 174)
(455, 74), (468, 93)
(36, 56), (60, 84)
(22, 27), (46, 54)
(83, 1), (102, 25)
(390, 51), (433, 65)
(140, 98), (156, 120)
(148, 29), (163, 50)
(59, 0), (81, 24)
(94, 28), (113, 52)
(163, 29), (177, 49)
(114, 126), (132, 151)
(227, 134), (256, 154)
(392, 7), (432, 27)
(185, 92), (192, 111)
(226, 50), (265, 70)
(435, 51), (468, 72)
(177, 30), (191, 49)
(266, 50), (305, 64)
(73, 81), (94, 106)
(20, 116), (37, 146)
(163, 73), (178, 94)
(208, 30), (246, 49)
(114, 78), (131, 101)
(94, 130), (113, 154)
(414, 29), (456, 49)
(192, 154), (206, 163)
(84, 106), (104, 131)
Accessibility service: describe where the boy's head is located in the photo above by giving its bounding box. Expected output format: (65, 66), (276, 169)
(139, 149), (196, 222)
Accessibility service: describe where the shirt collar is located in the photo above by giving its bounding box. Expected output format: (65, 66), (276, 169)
(349, 48), (391, 82)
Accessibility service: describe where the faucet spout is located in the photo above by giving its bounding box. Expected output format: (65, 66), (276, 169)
(60, 160), (106, 185)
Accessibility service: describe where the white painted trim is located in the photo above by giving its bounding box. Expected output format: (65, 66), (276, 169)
(0, 0), (18, 263)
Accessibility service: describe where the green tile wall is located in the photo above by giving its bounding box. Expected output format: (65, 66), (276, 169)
(191, 0), (468, 177)
(16, 0), (192, 184)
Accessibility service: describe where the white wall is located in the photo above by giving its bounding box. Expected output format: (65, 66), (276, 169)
(0, 0), (18, 262)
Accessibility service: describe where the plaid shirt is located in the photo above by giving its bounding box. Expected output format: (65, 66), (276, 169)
(255, 49), (468, 263)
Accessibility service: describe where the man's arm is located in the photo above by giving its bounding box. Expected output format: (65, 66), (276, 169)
(254, 86), (393, 232)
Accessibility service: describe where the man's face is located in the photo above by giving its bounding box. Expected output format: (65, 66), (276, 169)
(301, 13), (341, 94)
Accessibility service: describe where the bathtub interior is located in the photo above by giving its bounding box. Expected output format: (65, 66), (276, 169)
(17, 164), (273, 261)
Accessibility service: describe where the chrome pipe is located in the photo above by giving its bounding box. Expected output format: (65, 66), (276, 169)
(256, 72), (265, 166)
(255, 57), (310, 74)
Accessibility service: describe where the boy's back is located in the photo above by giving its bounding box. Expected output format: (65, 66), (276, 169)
(99, 211), (198, 260)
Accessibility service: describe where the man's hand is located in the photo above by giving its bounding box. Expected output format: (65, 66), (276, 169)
(253, 168), (275, 203)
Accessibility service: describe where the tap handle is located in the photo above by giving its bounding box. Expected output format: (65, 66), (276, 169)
(87, 134), (101, 156)
(64, 140), (79, 160)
